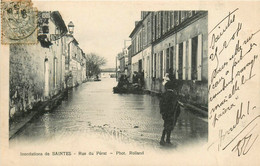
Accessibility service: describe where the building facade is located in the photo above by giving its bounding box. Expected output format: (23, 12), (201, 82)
(152, 11), (208, 107)
(117, 44), (130, 79)
(127, 44), (132, 81)
(65, 36), (86, 88)
(117, 52), (124, 79)
(129, 12), (153, 90)
(128, 11), (208, 108)
(9, 11), (87, 119)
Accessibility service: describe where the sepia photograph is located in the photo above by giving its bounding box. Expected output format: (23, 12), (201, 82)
(1, 0), (260, 166)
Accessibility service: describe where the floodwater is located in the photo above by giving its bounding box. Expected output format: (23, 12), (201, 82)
(10, 78), (208, 150)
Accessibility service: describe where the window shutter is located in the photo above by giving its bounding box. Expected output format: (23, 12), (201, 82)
(163, 50), (166, 77)
(188, 39), (192, 80)
(183, 41), (186, 80)
(157, 53), (160, 78)
(172, 46), (175, 73)
(174, 11), (179, 26)
(152, 54), (155, 77)
(171, 12), (174, 28)
(176, 44), (179, 79)
(197, 34), (202, 80)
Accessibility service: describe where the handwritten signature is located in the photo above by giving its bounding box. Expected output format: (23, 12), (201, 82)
(208, 114), (260, 155)
(222, 114), (260, 154)
(231, 124), (259, 156)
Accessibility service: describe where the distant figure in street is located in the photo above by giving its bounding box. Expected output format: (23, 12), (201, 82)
(140, 70), (145, 88)
(117, 75), (125, 88)
(159, 82), (181, 146)
(133, 71), (138, 84)
(117, 74), (129, 88)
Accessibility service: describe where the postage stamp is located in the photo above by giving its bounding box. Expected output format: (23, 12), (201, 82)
(1, 0), (38, 44)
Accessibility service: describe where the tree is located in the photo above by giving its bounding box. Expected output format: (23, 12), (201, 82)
(85, 53), (107, 77)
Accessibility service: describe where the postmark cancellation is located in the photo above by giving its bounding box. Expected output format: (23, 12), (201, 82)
(1, 0), (38, 44)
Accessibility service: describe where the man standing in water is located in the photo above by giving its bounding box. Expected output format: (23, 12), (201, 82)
(159, 82), (180, 146)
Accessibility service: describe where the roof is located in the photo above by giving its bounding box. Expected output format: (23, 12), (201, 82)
(50, 11), (68, 36)
(65, 34), (79, 45)
(72, 38), (79, 45)
(129, 12), (151, 38)
(129, 21), (142, 38)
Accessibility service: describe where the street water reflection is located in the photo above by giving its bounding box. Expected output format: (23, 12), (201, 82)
(10, 78), (207, 150)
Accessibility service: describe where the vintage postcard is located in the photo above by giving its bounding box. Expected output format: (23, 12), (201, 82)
(0, 0), (259, 165)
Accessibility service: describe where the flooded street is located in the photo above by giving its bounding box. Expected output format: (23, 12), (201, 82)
(10, 78), (207, 150)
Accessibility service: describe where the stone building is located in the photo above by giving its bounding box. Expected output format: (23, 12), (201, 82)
(129, 12), (153, 90)
(127, 44), (132, 81)
(9, 11), (86, 119)
(117, 43), (130, 79)
(64, 34), (86, 88)
(117, 52), (125, 79)
(129, 20), (143, 78)
(128, 11), (208, 109)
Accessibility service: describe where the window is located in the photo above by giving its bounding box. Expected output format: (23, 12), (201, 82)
(140, 30), (143, 50)
(178, 43), (183, 79)
(147, 56), (150, 78)
(158, 12), (161, 38)
(181, 11), (187, 23)
(188, 34), (202, 81)
(170, 12), (174, 28)
(134, 37), (137, 54)
(160, 51), (163, 79)
(167, 12), (171, 31)
(147, 19), (151, 43)
(174, 11), (179, 26)
(169, 46), (174, 71)
(44, 58), (49, 97)
(162, 11), (166, 35)
(139, 32), (141, 51)
(160, 11), (163, 37)
(188, 11), (193, 18)
(138, 59), (142, 73)
(54, 57), (57, 88)
(192, 36), (198, 80)
(153, 14), (155, 41)
(152, 14), (156, 41)
(143, 26), (146, 47)
(153, 53), (156, 78)
(182, 41), (187, 80)
(136, 36), (139, 52)
(156, 12), (159, 39)
(166, 48), (170, 73)
(156, 53), (159, 79)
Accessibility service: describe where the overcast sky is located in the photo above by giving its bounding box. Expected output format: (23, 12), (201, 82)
(34, 1), (142, 68)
